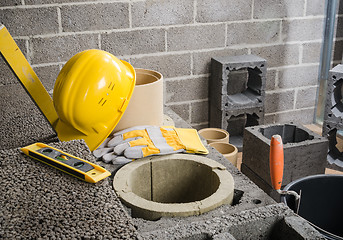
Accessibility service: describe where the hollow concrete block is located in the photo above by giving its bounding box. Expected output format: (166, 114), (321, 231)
(210, 54), (266, 111)
(323, 64), (343, 136)
(242, 124), (328, 195)
(322, 64), (343, 170)
(210, 54), (266, 151)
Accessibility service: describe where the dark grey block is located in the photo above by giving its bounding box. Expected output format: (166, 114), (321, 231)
(210, 54), (266, 111)
(242, 124), (328, 188)
(323, 64), (343, 136)
(209, 54), (266, 151)
(322, 64), (343, 169)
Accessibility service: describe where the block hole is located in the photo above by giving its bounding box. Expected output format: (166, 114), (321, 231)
(252, 199), (262, 204)
(227, 113), (260, 137)
(226, 67), (263, 107)
(130, 160), (220, 204)
(260, 124), (314, 143)
(226, 113), (260, 147)
(331, 78), (343, 118)
(327, 129), (343, 166)
(232, 189), (244, 205)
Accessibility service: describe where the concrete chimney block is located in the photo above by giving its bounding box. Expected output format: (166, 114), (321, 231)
(323, 64), (343, 136)
(322, 64), (343, 170)
(210, 54), (266, 111)
(242, 123), (328, 200)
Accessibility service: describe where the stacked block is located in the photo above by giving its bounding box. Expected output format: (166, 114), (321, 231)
(242, 124), (328, 201)
(210, 55), (266, 150)
(323, 64), (343, 170)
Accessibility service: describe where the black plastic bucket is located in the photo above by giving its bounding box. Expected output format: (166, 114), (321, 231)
(281, 174), (343, 240)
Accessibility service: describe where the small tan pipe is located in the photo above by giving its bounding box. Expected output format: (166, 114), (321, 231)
(198, 128), (229, 144)
(209, 142), (238, 167)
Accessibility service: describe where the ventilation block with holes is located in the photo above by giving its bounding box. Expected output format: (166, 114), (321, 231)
(323, 64), (343, 170)
(210, 54), (266, 150)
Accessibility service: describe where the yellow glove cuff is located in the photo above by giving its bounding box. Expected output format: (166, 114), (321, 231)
(173, 128), (209, 154)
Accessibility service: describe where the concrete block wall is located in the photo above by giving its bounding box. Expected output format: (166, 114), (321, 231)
(0, 0), (339, 131)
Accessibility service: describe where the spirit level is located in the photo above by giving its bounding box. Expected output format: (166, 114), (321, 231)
(21, 143), (111, 183)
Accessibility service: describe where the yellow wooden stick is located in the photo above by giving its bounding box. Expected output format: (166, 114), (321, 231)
(0, 24), (59, 129)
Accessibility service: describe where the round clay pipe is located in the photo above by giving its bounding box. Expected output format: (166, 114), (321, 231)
(209, 142), (238, 167)
(198, 128), (229, 144)
(114, 68), (163, 132)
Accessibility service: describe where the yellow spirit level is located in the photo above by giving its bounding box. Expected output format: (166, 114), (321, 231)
(21, 143), (111, 183)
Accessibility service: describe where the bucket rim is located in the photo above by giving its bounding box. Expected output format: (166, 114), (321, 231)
(283, 174), (343, 192)
(281, 174), (343, 240)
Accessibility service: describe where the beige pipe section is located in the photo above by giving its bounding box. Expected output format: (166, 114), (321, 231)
(209, 142), (238, 167)
(114, 68), (164, 132)
(198, 128), (230, 144)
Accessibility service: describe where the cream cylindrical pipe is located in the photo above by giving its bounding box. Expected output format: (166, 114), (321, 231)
(209, 142), (238, 167)
(198, 128), (229, 144)
(114, 68), (164, 132)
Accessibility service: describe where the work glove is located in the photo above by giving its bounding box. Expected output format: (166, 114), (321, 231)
(93, 125), (208, 164)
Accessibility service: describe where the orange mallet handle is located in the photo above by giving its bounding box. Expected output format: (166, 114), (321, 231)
(269, 135), (284, 191)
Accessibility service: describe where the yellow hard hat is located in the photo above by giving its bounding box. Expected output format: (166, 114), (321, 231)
(53, 49), (136, 151)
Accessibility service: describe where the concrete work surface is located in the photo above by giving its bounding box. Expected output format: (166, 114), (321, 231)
(1, 108), (324, 239)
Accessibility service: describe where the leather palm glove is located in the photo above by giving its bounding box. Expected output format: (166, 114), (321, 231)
(93, 125), (208, 164)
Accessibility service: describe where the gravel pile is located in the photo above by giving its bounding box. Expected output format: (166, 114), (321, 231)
(0, 109), (57, 150)
(0, 140), (139, 239)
